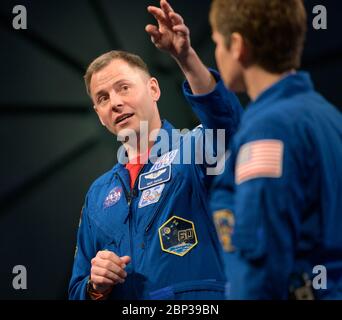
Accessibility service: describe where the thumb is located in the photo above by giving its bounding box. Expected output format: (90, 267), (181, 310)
(146, 25), (162, 44)
(120, 255), (131, 267)
(145, 24), (160, 37)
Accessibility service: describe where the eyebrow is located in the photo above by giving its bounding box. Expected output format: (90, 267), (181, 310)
(94, 79), (132, 98)
(113, 79), (131, 86)
(95, 90), (107, 99)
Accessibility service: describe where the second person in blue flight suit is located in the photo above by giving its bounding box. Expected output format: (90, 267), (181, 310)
(209, 0), (342, 299)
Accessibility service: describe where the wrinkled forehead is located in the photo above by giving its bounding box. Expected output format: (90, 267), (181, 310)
(90, 59), (149, 95)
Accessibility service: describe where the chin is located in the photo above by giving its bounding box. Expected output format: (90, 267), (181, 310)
(115, 126), (137, 141)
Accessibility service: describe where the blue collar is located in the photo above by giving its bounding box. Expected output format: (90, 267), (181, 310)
(249, 71), (314, 110)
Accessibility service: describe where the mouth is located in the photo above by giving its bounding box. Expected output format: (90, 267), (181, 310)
(115, 113), (134, 125)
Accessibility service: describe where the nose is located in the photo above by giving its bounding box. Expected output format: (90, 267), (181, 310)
(109, 91), (123, 112)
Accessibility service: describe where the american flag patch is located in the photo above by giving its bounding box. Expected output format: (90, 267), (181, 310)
(235, 139), (284, 185)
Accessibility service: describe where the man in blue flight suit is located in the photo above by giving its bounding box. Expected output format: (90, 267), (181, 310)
(209, 0), (342, 299)
(68, 0), (242, 300)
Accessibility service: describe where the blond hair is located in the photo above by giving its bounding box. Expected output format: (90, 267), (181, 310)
(84, 50), (151, 96)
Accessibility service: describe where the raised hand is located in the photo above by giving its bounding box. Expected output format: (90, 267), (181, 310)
(146, 0), (191, 60)
(146, 0), (216, 94)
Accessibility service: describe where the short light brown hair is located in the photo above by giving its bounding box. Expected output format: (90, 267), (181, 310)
(210, 0), (307, 73)
(84, 50), (151, 96)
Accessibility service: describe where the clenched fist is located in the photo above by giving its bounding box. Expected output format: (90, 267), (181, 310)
(90, 250), (131, 293)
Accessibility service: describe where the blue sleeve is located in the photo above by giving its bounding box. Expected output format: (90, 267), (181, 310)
(182, 69), (243, 181)
(214, 122), (303, 299)
(68, 194), (95, 300)
(210, 152), (236, 213)
(182, 69), (243, 140)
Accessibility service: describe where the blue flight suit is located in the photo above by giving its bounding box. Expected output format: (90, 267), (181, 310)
(210, 72), (342, 299)
(69, 70), (243, 300)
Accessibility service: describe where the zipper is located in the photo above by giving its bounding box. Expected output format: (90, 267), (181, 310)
(129, 166), (146, 299)
(116, 166), (145, 299)
(115, 172), (135, 297)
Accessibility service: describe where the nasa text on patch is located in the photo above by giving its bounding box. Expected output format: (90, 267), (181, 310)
(103, 186), (122, 208)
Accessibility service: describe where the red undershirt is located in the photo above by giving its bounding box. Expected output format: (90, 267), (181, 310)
(125, 150), (150, 189)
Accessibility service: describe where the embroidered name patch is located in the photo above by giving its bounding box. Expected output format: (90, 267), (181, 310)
(159, 216), (198, 256)
(138, 165), (171, 190)
(103, 186), (122, 208)
(235, 139), (284, 184)
(138, 184), (165, 208)
(150, 149), (178, 171)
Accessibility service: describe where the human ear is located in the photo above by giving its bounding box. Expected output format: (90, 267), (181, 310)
(231, 32), (250, 65)
(149, 77), (161, 102)
(231, 33), (245, 62)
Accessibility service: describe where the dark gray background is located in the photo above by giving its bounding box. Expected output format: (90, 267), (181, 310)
(0, 0), (341, 299)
